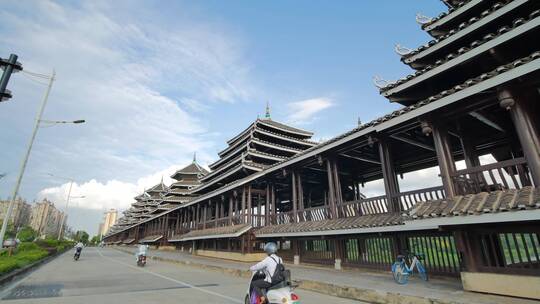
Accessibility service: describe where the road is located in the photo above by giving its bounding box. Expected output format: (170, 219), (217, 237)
(0, 247), (366, 304)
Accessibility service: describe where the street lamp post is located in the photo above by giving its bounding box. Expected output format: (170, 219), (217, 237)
(0, 70), (85, 247)
(47, 173), (85, 240)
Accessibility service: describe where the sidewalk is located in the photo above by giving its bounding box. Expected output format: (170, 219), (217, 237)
(114, 246), (538, 304)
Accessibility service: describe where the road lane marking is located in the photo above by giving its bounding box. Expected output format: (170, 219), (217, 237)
(97, 248), (242, 303)
(0, 250), (70, 300)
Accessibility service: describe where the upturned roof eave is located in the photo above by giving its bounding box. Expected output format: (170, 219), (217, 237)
(423, 0), (483, 33)
(382, 18), (539, 99)
(404, 0), (527, 66)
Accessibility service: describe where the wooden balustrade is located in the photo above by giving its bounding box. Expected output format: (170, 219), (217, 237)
(450, 157), (533, 195)
(390, 186), (445, 211)
(338, 194), (388, 217)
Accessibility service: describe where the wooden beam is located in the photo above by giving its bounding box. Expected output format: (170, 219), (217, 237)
(390, 134), (435, 152)
(339, 153), (381, 164)
(468, 111), (504, 132)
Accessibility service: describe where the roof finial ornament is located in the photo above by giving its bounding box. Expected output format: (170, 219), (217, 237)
(373, 75), (390, 89)
(357, 117), (362, 126)
(193, 152), (197, 163)
(265, 101), (271, 120)
(394, 44), (413, 56)
(415, 13), (433, 25)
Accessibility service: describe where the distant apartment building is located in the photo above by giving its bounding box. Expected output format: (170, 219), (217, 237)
(30, 199), (65, 238)
(0, 198), (32, 228)
(99, 209), (118, 237)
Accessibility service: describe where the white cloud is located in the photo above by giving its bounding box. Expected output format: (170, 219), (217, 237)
(37, 165), (182, 212)
(286, 97), (334, 124)
(0, 1), (258, 232)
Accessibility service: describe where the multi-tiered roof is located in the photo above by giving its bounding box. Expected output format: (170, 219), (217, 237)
(162, 156), (208, 205)
(381, 0), (540, 106)
(107, 159), (208, 235)
(192, 106), (317, 194)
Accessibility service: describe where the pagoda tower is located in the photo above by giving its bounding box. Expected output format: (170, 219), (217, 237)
(192, 105), (317, 194)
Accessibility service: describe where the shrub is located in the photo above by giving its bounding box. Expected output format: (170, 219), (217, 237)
(0, 260), (18, 275)
(17, 242), (40, 252)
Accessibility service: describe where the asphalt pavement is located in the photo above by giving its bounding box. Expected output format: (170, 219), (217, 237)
(0, 247), (366, 304)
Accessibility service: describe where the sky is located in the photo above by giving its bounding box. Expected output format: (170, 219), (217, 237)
(0, 1), (448, 235)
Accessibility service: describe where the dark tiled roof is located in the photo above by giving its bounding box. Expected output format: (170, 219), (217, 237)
(257, 119), (313, 137)
(147, 182), (168, 193)
(422, 0), (474, 28)
(173, 162), (209, 176)
(122, 238), (135, 244)
(254, 126), (318, 146)
(402, 1), (521, 65)
(140, 235), (163, 243)
(404, 12), (539, 89)
(382, 10), (540, 94)
(170, 180), (201, 187)
(407, 186), (540, 219)
(255, 213), (403, 236)
(178, 224), (251, 240)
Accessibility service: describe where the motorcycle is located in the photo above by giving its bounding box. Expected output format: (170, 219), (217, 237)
(245, 271), (300, 304)
(74, 247), (82, 261)
(137, 254), (147, 267)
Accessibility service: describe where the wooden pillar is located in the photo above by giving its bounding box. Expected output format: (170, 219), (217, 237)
(215, 200), (219, 224)
(229, 196), (234, 225)
(202, 203), (207, 229)
(326, 159), (337, 218)
(378, 138), (400, 212)
(431, 124), (457, 198)
(265, 183), (270, 226)
(291, 171), (297, 222)
(247, 185), (252, 225)
(332, 160), (342, 204)
(498, 89), (540, 185)
(271, 183), (276, 224)
(453, 230), (479, 272)
(196, 204), (200, 228)
(257, 193), (262, 227)
(297, 172), (304, 214)
(241, 187), (246, 224)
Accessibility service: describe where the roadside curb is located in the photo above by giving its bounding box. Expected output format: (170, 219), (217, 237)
(112, 247), (470, 304)
(0, 248), (69, 287)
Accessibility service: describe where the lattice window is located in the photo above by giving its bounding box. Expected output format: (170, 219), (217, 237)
(407, 235), (460, 275)
(345, 236), (395, 269)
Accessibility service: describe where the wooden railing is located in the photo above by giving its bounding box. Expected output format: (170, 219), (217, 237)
(391, 186), (445, 211)
(450, 157), (532, 195)
(338, 194), (388, 217)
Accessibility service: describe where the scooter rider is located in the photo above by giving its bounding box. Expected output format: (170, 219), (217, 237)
(74, 242), (84, 256)
(136, 243), (149, 262)
(249, 242), (282, 303)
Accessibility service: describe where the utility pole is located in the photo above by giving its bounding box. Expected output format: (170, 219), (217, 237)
(57, 180), (73, 240)
(0, 54), (23, 102)
(0, 71), (55, 247)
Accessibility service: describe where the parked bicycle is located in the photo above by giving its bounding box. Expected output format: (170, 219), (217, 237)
(391, 252), (428, 284)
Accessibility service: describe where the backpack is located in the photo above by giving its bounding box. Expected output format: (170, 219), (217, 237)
(269, 256), (287, 284)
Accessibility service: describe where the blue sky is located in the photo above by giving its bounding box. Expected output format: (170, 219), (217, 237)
(0, 1), (446, 234)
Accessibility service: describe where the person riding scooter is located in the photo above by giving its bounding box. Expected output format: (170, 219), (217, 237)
(249, 242), (283, 303)
(74, 242), (84, 260)
(136, 243), (149, 265)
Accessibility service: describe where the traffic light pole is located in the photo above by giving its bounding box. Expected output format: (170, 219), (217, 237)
(0, 70), (55, 247)
(0, 54), (23, 102)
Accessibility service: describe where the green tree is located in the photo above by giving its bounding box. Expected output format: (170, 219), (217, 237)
(73, 230), (89, 244)
(17, 226), (37, 242)
(89, 235), (100, 245)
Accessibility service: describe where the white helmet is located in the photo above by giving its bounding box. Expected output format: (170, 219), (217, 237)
(264, 242), (277, 255)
